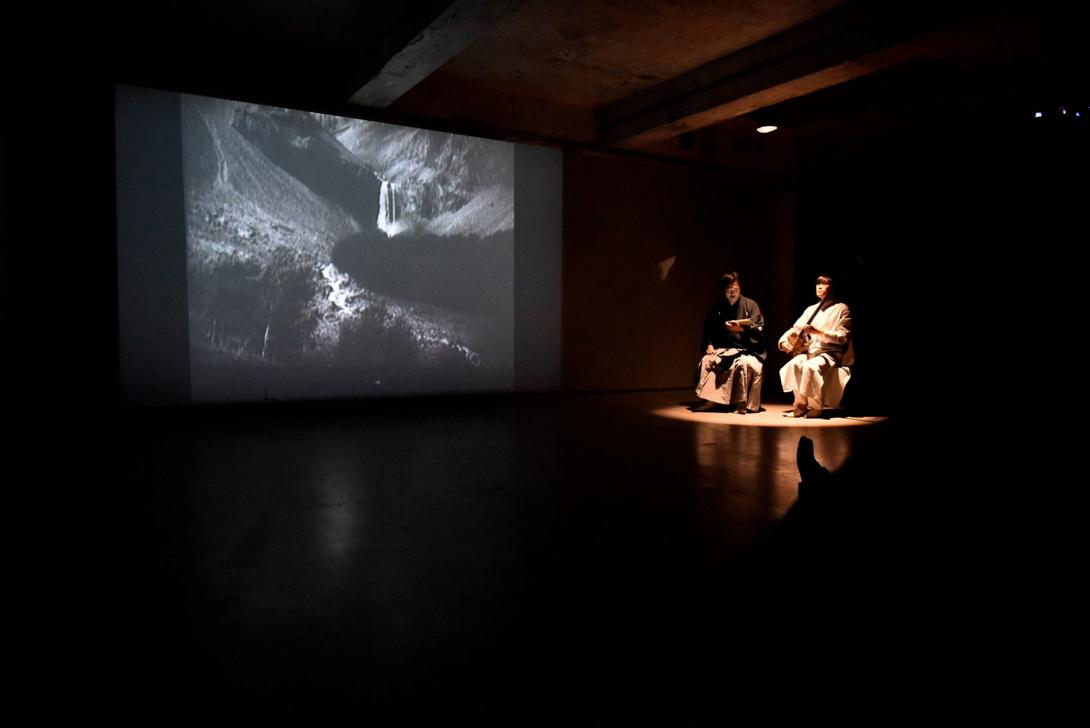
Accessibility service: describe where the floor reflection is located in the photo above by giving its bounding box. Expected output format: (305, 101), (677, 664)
(651, 402), (887, 428)
(650, 396), (883, 549)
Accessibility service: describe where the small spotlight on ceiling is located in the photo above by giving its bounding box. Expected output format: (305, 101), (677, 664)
(756, 125), (778, 134)
(1034, 111), (1043, 118)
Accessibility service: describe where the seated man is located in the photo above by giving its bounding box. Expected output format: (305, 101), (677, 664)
(695, 272), (766, 414)
(777, 274), (852, 418)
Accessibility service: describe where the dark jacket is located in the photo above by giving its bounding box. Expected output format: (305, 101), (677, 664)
(701, 294), (766, 360)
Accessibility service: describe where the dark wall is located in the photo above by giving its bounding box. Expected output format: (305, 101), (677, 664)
(3, 55), (123, 703)
(796, 105), (1087, 416)
(3, 79), (120, 414)
(562, 151), (794, 391)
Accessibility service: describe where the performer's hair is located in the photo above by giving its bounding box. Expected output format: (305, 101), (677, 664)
(720, 271), (740, 288)
(816, 274), (838, 306)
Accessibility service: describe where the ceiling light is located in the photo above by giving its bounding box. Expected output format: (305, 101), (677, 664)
(756, 125), (778, 134)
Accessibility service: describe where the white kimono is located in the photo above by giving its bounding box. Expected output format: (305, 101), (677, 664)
(777, 302), (853, 410)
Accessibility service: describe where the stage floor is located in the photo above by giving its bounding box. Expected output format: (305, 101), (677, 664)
(101, 389), (916, 719)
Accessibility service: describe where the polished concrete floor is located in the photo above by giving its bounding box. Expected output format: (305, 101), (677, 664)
(95, 389), (939, 721)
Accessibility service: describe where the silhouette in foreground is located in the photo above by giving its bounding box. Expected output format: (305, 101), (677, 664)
(738, 431), (935, 623)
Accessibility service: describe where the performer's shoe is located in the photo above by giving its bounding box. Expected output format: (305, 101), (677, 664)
(734, 403), (748, 414)
(803, 408), (824, 418)
(783, 407), (807, 418)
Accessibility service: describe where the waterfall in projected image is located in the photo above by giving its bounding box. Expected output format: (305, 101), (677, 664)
(377, 179), (399, 236)
(173, 93), (520, 400)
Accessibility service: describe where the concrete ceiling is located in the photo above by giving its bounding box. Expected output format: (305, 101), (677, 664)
(109, 0), (1084, 171)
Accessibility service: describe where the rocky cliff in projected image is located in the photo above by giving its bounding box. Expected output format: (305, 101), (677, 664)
(180, 95), (514, 400)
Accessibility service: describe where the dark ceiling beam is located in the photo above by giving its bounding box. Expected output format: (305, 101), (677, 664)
(597, 1), (980, 148)
(350, 0), (527, 108)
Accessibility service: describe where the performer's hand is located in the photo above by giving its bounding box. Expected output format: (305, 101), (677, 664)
(802, 324), (822, 336)
(706, 345), (715, 354)
(724, 321), (743, 333)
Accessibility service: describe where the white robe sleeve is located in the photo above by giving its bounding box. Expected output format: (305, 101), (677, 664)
(816, 303), (851, 346)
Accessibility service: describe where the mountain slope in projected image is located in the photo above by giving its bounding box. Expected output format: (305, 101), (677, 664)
(180, 94), (515, 400)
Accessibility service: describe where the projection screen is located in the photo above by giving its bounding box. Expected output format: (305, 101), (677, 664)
(116, 85), (561, 404)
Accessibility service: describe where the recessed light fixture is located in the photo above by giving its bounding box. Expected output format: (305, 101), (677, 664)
(756, 125), (778, 134)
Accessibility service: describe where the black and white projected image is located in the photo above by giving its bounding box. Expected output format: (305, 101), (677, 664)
(180, 95), (514, 399)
